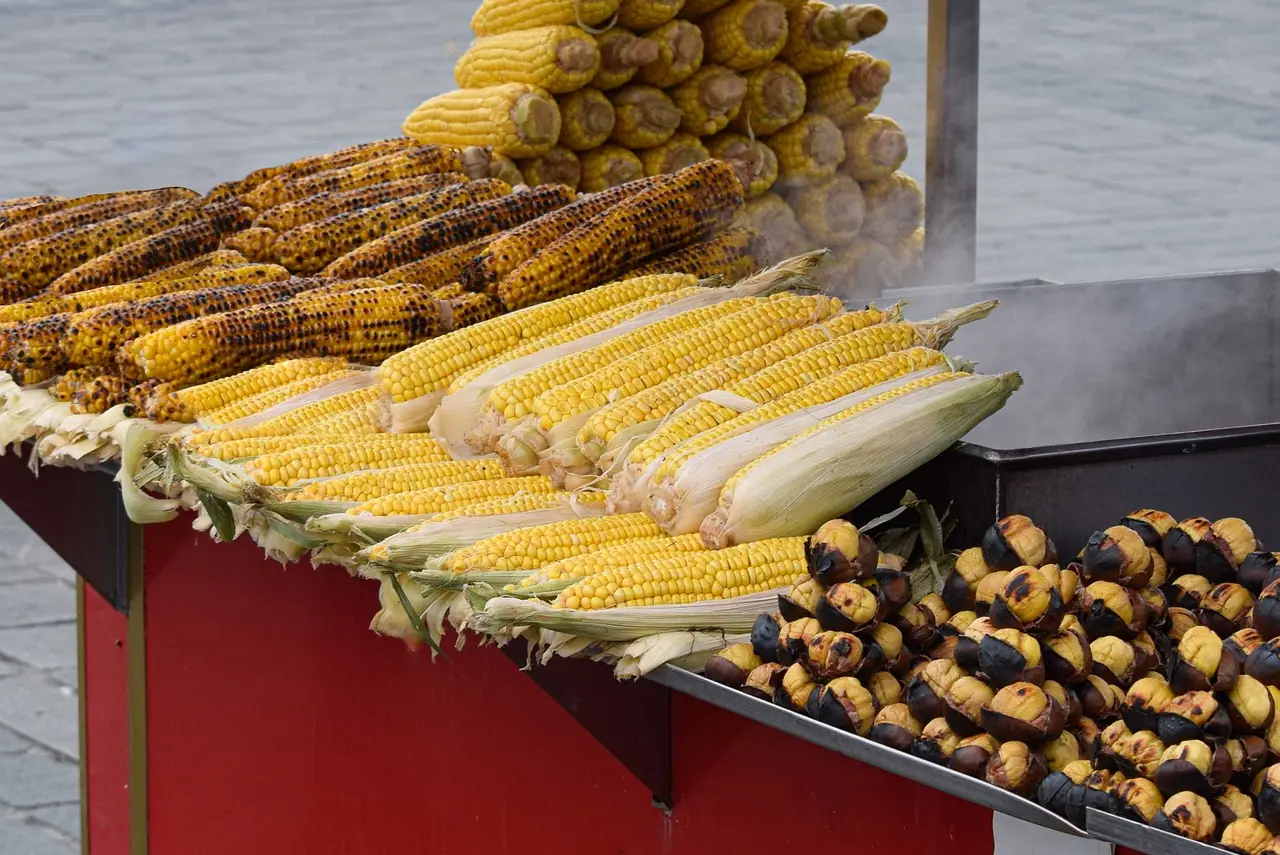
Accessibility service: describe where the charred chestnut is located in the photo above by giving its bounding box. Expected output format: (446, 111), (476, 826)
(1171, 574), (1214, 611)
(804, 631), (864, 680)
(1257, 765), (1280, 834)
(740, 662), (786, 700)
(928, 634), (959, 662)
(1091, 636), (1137, 686)
(1043, 679), (1082, 726)
(955, 616), (995, 671)
(1084, 769), (1127, 817)
(981, 681), (1066, 744)
(979, 627), (1044, 687)
(1094, 719), (1133, 773)
(1159, 691), (1228, 745)
(868, 623), (909, 675)
(704, 644), (762, 688)
(942, 547), (991, 614)
(869, 567), (911, 616)
(951, 733), (1001, 778)
(1227, 675), (1277, 735)
(1240, 552), (1280, 596)
(918, 592), (949, 626)
(865, 670), (902, 709)
(973, 570), (1011, 617)
(1043, 630), (1092, 685)
(1139, 586), (1170, 630)
(983, 515), (1050, 571)
(806, 519), (878, 584)
(1043, 730), (1082, 772)
(1132, 631), (1160, 675)
(1080, 581), (1146, 640)
(1155, 739), (1232, 797)
(1123, 675), (1174, 733)
(890, 602), (939, 653)
(1124, 730), (1167, 779)
(1201, 582), (1256, 637)
(943, 675), (995, 737)
(868, 702), (922, 751)
(1254, 580), (1280, 642)
(807, 676), (878, 735)
(1167, 607), (1201, 641)
(1043, 563), (1081, 611)
(776, 616), (822, 665)
(776, 662), (818, 712)
(815, 583), (879, 634)
(1037, 759), (1092, 826)
(1170, 625), (1239, 693)
(1153, 790), (1218, 842)
(1164, 517), (1214, 577)
(750, 612), (782, 662)
(1226, 736), (1271, 787)
(1083, 525), (1153, 587)
(1220, 818), (1272, 855)
(985, 740), (1048, 796)
(1248, 639), (1280, 688)
(1120, 509), (1178, 551)
(1115, 777), (1165, 824)
(910, 717), (960, 765)
(905, 658), (965, 723)
(777, 577), (824, 621)
(1078, 674), (1122, 722)
(1197, 518), (1260, 584)
(989, 565), (1065, 634)
(1216, 784), (1258, 828)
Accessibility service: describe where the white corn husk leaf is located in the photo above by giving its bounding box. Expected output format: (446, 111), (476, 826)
(645, 366), (952, 535)
(474, 589), (782, 642)
(409, 568), (530, 592)
(305, 511), (437, 543)
(370, 573), (439, 650)
(168, 446), (244, 503)
(428, 274), (803, 458)
(258, 496), (357, 523)
(117, 422), (182, 524)
(701, 371), (1023, 547)
(47, 435), (109, 465)
(32, 401), (74, 432)
(195, 370), (374, 430)
(610, 631), (750, 679)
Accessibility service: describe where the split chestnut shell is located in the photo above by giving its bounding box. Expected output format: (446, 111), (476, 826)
(982, 515), (1050, 571)
(978, 627), (1044, 688)
(1152, 790), (1217, 842)
(703, 643), (762, 688)
(868, 702), (922, 752)
(951, 733), (1001, 778)
(806, 519), (878, 585)
(985, 740), (1048, 796)
(1082, 525), (1153, 587)
(980, 681), (1065, 744)
(989, 565), (1065, 634)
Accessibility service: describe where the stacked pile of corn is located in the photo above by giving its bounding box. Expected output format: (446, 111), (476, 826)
(403, 0), (924, 296)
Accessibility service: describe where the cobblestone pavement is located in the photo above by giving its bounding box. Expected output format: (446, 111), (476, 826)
(1, 1), (1278, 850)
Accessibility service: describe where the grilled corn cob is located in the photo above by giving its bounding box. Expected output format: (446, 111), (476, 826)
(701, 0), (789, 72)
(607, 85), (682, 148)
(0, 193), (128, 230)
(241, 435), (452, 486)
(173, 357), (350, 416)
(403, 85), (561, 160)
(323, 185), (573, 279)
(618, 0), (683, 28)
(287, 460), (507, 504)
(376, 234), (498, 287)
(781, 2), (886, 74)
(243, 146), (468, 211)
(272, 180), (510, 274)
(639, 134), (710, 175)
(0, 279), (40, 306)
(634, 20), (703, 88)
(69, 373), (128, 415)
(624, 226), (762, 282)
(2, 313), (74, 382)
(350, 476), (557, 517)
(236, 138), (421, 193)
(579, 145), (645, 191)
(470, 0), (620, 35)
(48, 219), (230, 297)
(807, 50), (891, 126)
(733, 191), (807, 259)
(455, 27), (600, 95)
(221, 227), (278, 263)
(516, 533), (705, 588)
(51, 366), (109, 402)
(442, 291), (504, 331)
(120, 282), (444, 385)
(557, 89), (617, 151)
(669, 65), (747, 135)
(459, 177), (661, 292)
(440, 513), (664, 574)
(765, 113), (845, 188)
(125, 379), (193, 422)
(859, 172), (924, 245)
(497, 159), (743, 310)
(841, 114), (906, 181)
(516, 147), (582, 189)
(727, 62), (806, 136)
(706, 133), (778, 196)
(202, 369), (360, 425)
(788, 173), (865, 245)
(252, 174), (469, 233)
(0, 195), (63, 216)
(591, 29), (660, 91)
(0, 188), (200, 254)
(381, 272), (696, 404)
(125, 249), (246, 285)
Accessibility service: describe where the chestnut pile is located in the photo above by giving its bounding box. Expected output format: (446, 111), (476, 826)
(704, 511), (1280, 852)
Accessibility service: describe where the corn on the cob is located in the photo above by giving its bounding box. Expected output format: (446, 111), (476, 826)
(68, 373), (128, 415)
(841, 114), (907, 181)
(50, 366), (110, 402)
(727, 62), (806, 136)
(426, 490), (607, 524)
(236, 138), (421, 193)
(497, 159), (743, 310)
(188, 386), (381, 445)
(638, 134), (711, 176)
(892, 227), (924, 272)
(733, 191), (807, 260)
(515, 147), (582, 189)
(403, 86), (561, 160)
(591, 28), (660, 91)
(860, 171), (924, 245)
(624, 226), (762, 283)
(376, 235), (498, 287)
(818, 236), (902, 299)
(682, 0), (733, 14)
(3, 314), (73, 382)
(48, 220), (224, 296)
(470, 0), (620, 35)
(701, 0), (789, 72)
(441, 513), (663, 574)
(351, 476), (557, 517)
(381, 272), (695, 405)
(788, 173), (864, 245)
(765, 113), (845, 188)
(517, 532), (705, 588)
(579, 145), (645, 191)
(221, 228), (278, 263)
(121, 282), (443, 385)
(705, 133), (778, 197)
(555, 90), (616, 152)
(441, 291), (504, 333)
(634, 20), (703, 88)
(618, 0), (683, 28)
(202, 369), (360, 425)
(127, 379), (193, 422)
(0, 195), (63, 214)
(323, 185), (573, 280)
(61, 275), (317, 368)
(287, 460), (507, 504)
(669, 66), (748, 136)
(271, 180), (510, 275)
(607, 85), (682, 148)
(240, 435), (451, 486)
(459, 177), (662, 292)
(173, 357), (350, 416)
(780, 2), (887, 74)
(807, 51), (891, 126)
(703, 371), (1020, 546)
(486, 154), (526, 186)
(0, 279), (40, 306)
(0, 193), (130, 230)
(124, 249), (247, 285)
(251, 174), (469, 234)
(243, 147), (467, 211)
(455, 26), (600, 94)
(0, 188), (201, 254)
(193, 435), (327, 462)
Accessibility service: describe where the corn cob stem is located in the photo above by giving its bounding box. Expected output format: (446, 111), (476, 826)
(515, 147), (582, 189)
(634, 20), (703, 88)
(780, 2), (887, 74)
(591, 29), (660, 90)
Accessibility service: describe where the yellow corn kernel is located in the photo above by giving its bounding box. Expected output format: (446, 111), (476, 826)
(705, 133), (779, 197)
(68, 373), (128, 415)
(236, 138), (422, 193)
(780, 2), (887, 74)
(350, 476), (556, 517)
(860, 171), (924, 245)
(765, 113), (845, 187)
(191, 436), (325, 462)
(201, 370), (359, 425)
(403, 85), (561, 159)
(241, 435), (452, 487)
(634, 20), (703, 88)
(788, 173), (865, 245)
(807, 51), (891, 126)
(252, 174), (468, 233)
(638, 133), (710, 176)
(288, 460), (507, 504)
(727, 62), (806, 137)
(187, 386), (384, 446)
(471, 0), (620, 35)
(607, 85), (682, 149)
(297, 401), (388, 437)
(591, 29), (659, 91)
(48, 219), (226, 296)
(556, 89), (616, 152)
(579, 145), (644, 192)
(700, 0), (789, 72)
(242, 146), (467, 211)
(376, 235), (499, 287)
(519, 532), (706, 587)
(455, 26), (600, 95)
(441, 513), (664, 573)
(618, 0), (684, 29)
(174, 357), (350, 417)
(423, 489), (607, 523)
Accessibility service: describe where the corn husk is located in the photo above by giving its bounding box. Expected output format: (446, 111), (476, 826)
(191, 369), (374, 432)
(700, 371), (1022, 547)
(609, 631), (750, 679)
(118, 422), (183, 524)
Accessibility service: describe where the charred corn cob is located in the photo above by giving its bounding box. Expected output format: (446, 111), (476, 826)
(202, 369), (360, 425)
(69, 373), (128, 415)
(780, 2), (887, 74)
(221, 228), (278, 263)
(579, 145), (644, 191)
(556, 90), (616, 152)
(350, 476), (557, 517)
(0, 188), (200, 254)
(377, 235), (498, 287)
(323, 185), (574, 279)
(555, 537), (805, 608)
(618, 0), (683, 28)
(51, 366), (111, 402)
(516, 533), (705, 588)
(126, 249), (246, 284)
(701, 0), (789, 72)
(819, 236), (902, 298)
(440, 513), (664, 574)
(859, 171), (924, 245)
(0, 201), (204, 290)
(706, 133), (778, 196)
(48, 220), (224, 296)
(733, 191), (807, 259)
(765, 113), (845, 187)
(272, 180), (509, 274)
(459, 177), (661, 292)
(241, 435), (452, 487)
(252, 174), (469, 233)
(0, 193), (129, 230)
(381, 272), (695, 403)
(4, 315), (72, 383)
(624, 226), (762, 282)
(727, 62), (806, 136)
(404, 85), (561, 160)
(188, 386), (386, 445)
(634, 20), (703, 88)
(125, 379), (193, 422)
(236, 138), (421, 193)
(287, 460), (506, 504)
(455, 26), (600, 94)
(0, 195), (63, 214)
(639, 134), (710, 175)
(243, 146), (468, 210)
(173, 357), (350, 416)
(669, 66), (747, 135)
(497, 159), (743, 310)
(841, 114), (907, 181)
(788, 173), (865, 245)
(0, 279), (42, 305)
(516, 147), (582, 189)
(442, 291), (503, 331)
(470, 0), (620, 35)
(591, 29), (660, 91)
(807, 51), (891, 126)
(607, 85), (682, 148)
(120, 283), (444, 385)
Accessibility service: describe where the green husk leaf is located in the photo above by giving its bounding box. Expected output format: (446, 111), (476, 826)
(388, 572), (445, 659)
(198, 489), (236, 543)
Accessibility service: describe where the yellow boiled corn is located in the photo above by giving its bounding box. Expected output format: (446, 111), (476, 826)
(516, 532), (706, 588)
(201, 370), (361, 425)
(441, 512), (663, 573)
(634, 20), (703, 88)
(700, 0), (789, 72)
(780, 2), (887, 74)
(841, 114), (907, 181)
(188, 386), (384, 446)
(705, 133), (778, 197)
(727, 62), (806, 136)
(617, 0), (684, 29)
(638, 134), (710, 176)
(287, 460), (507, 504)
(173, 357), (350, 417)
(669, 65), (748, 135)
(733, 192), (807, 260)
(766, 113), (845, 188)
(557, 89), (616, 151)
(241, 434), (452, 486)
(591, 28), (659, 91)
(860, 171), (924, 245)
(788, 173), (865, 245)
(423, 489), (607, 523)
(607, 85), (682, 148)
(351, 476), (557, 517)
(487, 154), (525, 186)
(807, 50), (891, 126)
(403, 85), (561, 159)
(579, 145), (645, 191)
(455, 26), (600, 94)
(471, 0), (620, 35)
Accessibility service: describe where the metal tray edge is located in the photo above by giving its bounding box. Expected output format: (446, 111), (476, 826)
(1086, 808), (1224, 855)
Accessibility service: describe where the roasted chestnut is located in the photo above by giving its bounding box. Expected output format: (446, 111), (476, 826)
(985, 740), (1048, 796)
(910, 717), (960, 765)
(1201, 582), (1256, 637)
(1132, 631), (1160, 675)
(890, 602), (939, 653)
(1159, 691), (1231, 745)
(927, 634), (959, 662)
(776, 616), (822, 665)
(981, 681), (1065, 744)
(868, 702), (922, 751)
(1048, 563), (1082, 611)
(1043, 629), (1092, 684)
(1123, 674), (1174, 733)
(1080, 580), (1146, 639)
(704, 643), (762, 688)
(1170, 625), (1240, 693)
(740, 662), (786, 700)
(983, 515), (1051, 571)
(1091, 636), (1137, 686)
(1138, 586), (1170, 630)
(1120, 509), (1178, 551)
(1257, 764), (1280, 834)
(950, 733), (1001, 778)
(807, 676), (878, 735)
(750, 611), (782, 662)
(1123, 730), (1167, 779)
(1164, 517), (1214, 577)
(973, 570), (1011, 617)
(988, 564), (1065, 635)
(1225, 736), (1271, 787)
(867, 622), (909, 675)
(1197, 518), (1260, 583)
(1094, 719), (1133, 773)
(918, 592), (949, 627)
(1227, 675), (1277, 735)
(1083, 769), (1127, 817)
(1248, 639), (1280, 688)
(1082, 525), (1153, 587)
(1073, 717), (1101, 761)
(979, 627), (1044, 687)
(1037, 759), (1092, 826)
(1154, 739), (1232, 797)
(1042, 679), (1082, 726)
(943, 675), (995, 737)
(955, 616), (995, 671)
(1171, 574), (1214, 611)
(1078, 674), (1122, 722)
(1254, 580), (1280, 642)
(865, 670), (902, 709)
(1216, 785), (1258, 829)
(942, 547), (991, 614)
(814, 583), (879, 634)
(1148, 550), (1170, 588)
(905, 658), (965, 724)
(1115, 777), (1165, 824)
(945, 610), (978, 635)
(1152, 790), (1218, 842)
(1240, 552), (1280, 596)
(867, 567), (910, 616)
(806, 519), (878, 584)
(776, 662), (818, 712)
(1167, 606), (1201, 642)
(1220, 818), (1273, 855)
(804, 631), (864, 680)
(777, 577), (825, 621)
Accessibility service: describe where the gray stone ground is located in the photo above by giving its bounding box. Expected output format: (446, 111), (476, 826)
(1, 0), (1279, 850)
